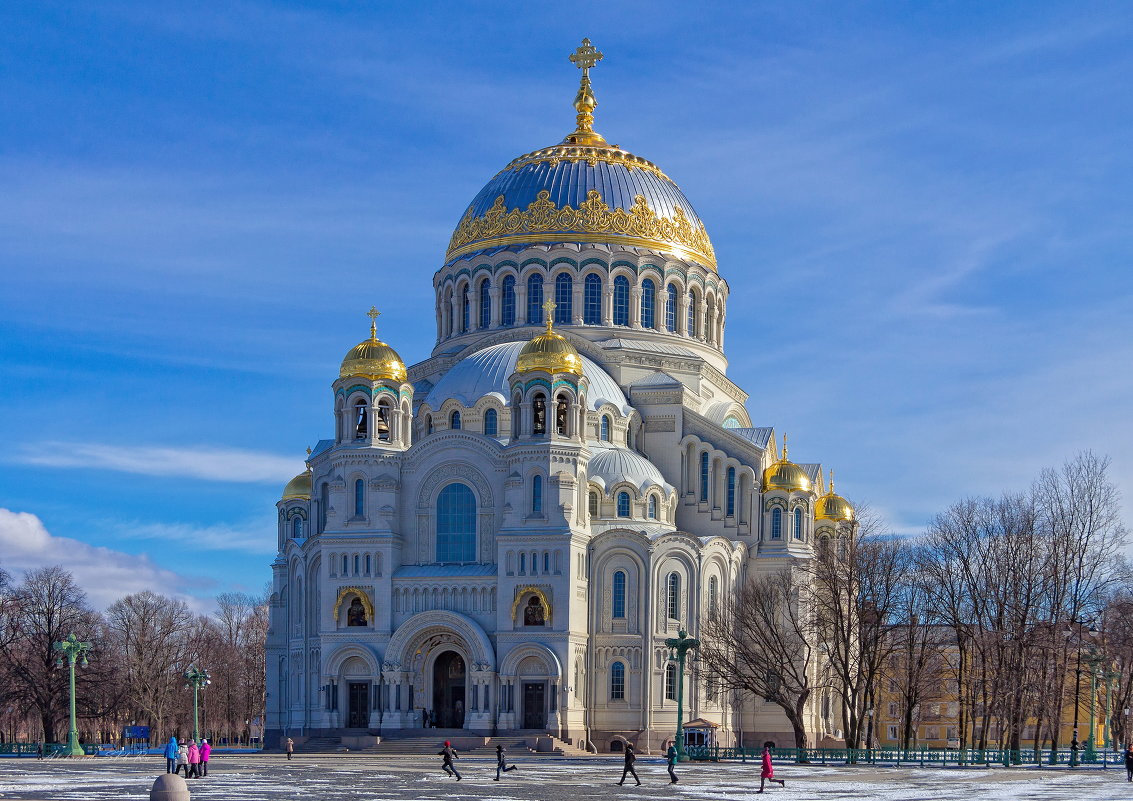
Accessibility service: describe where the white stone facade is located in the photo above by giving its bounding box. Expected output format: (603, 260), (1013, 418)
(265, 123), (854, 754)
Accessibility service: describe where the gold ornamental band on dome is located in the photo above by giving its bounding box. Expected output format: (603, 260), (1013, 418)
(446, 189), (717, 271)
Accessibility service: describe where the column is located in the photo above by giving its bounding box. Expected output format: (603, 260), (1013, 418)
(490, 284), (502, 328)
(678, 291), (690, 336)
(629, 287), (642, 328)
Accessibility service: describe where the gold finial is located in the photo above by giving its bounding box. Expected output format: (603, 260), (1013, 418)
(828, 469), (834, 493)
(543, 298), (557, 332)
(366, 306), (381, 340)
(782, 433), (788, 460)
(565, 38), (606, 146)
(305, 446), (312, 470)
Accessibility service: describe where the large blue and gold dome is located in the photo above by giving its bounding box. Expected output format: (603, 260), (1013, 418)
(445, 40), (716, 271)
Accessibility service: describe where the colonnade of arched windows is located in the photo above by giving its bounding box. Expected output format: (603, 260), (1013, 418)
(437, 268), (726, 349)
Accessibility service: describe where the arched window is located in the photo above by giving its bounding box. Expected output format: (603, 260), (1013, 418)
(667, 572), (680, 620)
(460, 285), (470, 332)
(532, 393), (546, 435)
(708, 575), (719, 617)
(532, 474), (543, 515)
(588, 490), (599, 517)
(665, 663), (678, 700)
(666, 283), (678, 332)
(291, 516), (303, 539)
(479, 278), (491, 329)
(613, 275), (630, 326)
(771, 507), (783, 539)
(353, 554), (360, 575)
(354, 400), (368, 439)
(342, 554), (349, 575)
(450, 410), (461, 430)
(544, 552), (550, 573)
(648, 495), (658, 519)
(610, 661), (626, 700)
(319, 483), (329, 533)
(617, 491), (631, 518)
(600, 415), (610, 442)
(699, 452), (709, 502)
(555, 394), (569, 436)
(555, 273), (572, 324)
(436, 483), (476, 563)
(376, 401), (391, 441)
(483, 408), (498, 437)
(641, 278), (656, 329)
(584, 273), (602, 324)
(425, 415), (434, 435)
(519, 552), (526, 574)
(354, 478), (365, 518)
(726, 467), (736, 517)
(526, 274), (544, 324)
(688, 291), (699, 337)
(723, 415), (742, 429)
(794, 507), (804, 540)
(502, 275), (516, 326)
(612, 570), (626, 618)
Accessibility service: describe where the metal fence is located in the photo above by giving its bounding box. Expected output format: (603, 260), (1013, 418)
(686, 744), (1126, 767)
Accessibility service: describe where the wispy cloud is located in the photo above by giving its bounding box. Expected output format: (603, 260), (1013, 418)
(14, 443), (301, 484)
(0, 508), (215, 611)
(117, 516), (276, 555)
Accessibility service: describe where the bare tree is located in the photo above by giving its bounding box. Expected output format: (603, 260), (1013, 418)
(701, 568), (817, 750)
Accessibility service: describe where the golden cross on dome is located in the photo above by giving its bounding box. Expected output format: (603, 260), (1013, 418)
(367, 306), (381, 338)
(569, 38), (604, 76)
(781, 433), (789, 460)
(543, 298), (557, 331)
(828, 469), (835, 492)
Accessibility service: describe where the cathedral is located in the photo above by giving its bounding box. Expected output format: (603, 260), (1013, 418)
(265, 40), (857, 753)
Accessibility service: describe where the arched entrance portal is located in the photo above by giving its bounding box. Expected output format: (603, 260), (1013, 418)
(433, 650), (466, 728)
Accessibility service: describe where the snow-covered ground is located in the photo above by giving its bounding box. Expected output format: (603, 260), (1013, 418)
(0, 754), (1127, 800)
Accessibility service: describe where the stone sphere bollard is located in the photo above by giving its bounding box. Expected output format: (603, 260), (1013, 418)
(150, 773), (189, 801)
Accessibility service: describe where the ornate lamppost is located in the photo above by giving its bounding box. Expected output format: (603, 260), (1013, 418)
(666, 629), (699, 761)
(184, 665), (212, 742)
(53, 633), (92, 757)
(1083, 648), (1106, 762)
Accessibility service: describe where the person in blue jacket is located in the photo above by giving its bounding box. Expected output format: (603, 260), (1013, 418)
(164, 735), (179, 773)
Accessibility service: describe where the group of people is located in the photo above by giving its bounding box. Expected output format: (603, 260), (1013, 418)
(163, 735), (211, 778)
(437, 741), (518, 781)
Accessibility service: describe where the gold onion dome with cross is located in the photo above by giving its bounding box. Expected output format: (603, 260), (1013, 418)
(761, 435), (813, 493)
(816, 470), (855, 522)
(516, 300), (583, 375)
(445, 38), (717, 271)
(339, 307), (407, 382)
(282, 449), (313, 501)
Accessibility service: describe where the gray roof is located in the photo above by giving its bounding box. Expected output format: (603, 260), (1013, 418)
(630, 371), (684, 389)
(727, 427), (774, 448)
(588, 444), (673, 493)
(599, 339), (699, 358)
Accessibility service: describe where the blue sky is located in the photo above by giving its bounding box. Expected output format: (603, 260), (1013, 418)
(2, 2), (1130, 609)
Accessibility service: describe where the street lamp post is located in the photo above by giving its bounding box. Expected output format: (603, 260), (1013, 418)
(1103, 671), (1120, 751)
(665, 629), (699, 762)
(183, 665), (212, 742)
(52, 633), (92, 757)
(1084, 649), (1106, 762)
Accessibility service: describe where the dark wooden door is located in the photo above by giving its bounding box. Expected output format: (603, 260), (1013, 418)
(522, 682), (545, 729)
(348, 682), (369, 728)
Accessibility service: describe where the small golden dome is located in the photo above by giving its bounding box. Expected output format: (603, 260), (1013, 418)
(816, 470), (855, 522)
(340, 307), (407, 382)
(516, 300), (583, 375)
(282, 467), (312, 501)
(762, 435), (813, 493)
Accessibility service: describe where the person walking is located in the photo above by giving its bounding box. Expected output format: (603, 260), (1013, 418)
(438, 740), (461, 780)
(163, 736), (178, 773)
(199, 739), (211, 777)
(176, 743), (189, 777)
(617, 742), (641, 786)
(495, 744), (518, 780)
(36, 741), (44, 760)
(758, 743), (785, 793)
(186, 740), (201, 779)
(666, 742), (678, 784)
(1124, 744), (1133, 782)
(285, 737), (294, 761)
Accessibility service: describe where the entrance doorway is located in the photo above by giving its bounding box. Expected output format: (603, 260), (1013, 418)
(347, 681), (369, 728)
(432, 651), (466, 728)
(522, 682), (546, 729)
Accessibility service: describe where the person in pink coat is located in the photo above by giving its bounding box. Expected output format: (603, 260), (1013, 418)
(199, 739), (211, 777)
(186, 740), (201, 779)
(758, 743), (785, 793)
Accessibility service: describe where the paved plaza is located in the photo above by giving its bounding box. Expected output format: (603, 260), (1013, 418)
(0, 754), (1130, 801)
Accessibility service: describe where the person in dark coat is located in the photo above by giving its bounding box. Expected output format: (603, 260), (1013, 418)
(36, 741), (44, 760)
(666, 742), (678, 784)
(495, 744), (518, 780)
(1124, 744), (1133, 781)
(438, 740), (461, 780)
(758, 743), (785, 793)
(163, 736), (178, 773)
(617, 742), (641, 786)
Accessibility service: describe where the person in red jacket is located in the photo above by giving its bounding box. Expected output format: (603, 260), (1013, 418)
(758, 743), (785, 793)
